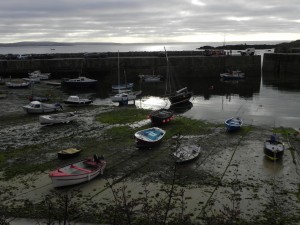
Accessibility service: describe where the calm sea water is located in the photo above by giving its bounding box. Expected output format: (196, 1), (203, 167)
(0, 41), (279, 54)
(0, 41), (299, 129)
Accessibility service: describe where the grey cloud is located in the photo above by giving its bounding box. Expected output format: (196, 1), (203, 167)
(0, 0), (299, 43)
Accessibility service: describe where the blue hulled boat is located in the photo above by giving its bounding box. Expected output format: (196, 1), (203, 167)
(225, 117), (243, 132)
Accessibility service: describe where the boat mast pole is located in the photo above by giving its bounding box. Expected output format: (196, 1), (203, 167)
(164, 46), (170, 96)
(118, 50), (120, 93)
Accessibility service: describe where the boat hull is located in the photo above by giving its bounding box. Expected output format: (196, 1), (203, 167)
(169, 92), (193, 105)
(39, 112), (77, 125)
(225, 117), (243, 132)
(264, 140), (285, 160)
(49, 159), (106, 187)
(64, 100), (93, 106)
(57, 148), (81, 159)
(172, 145), (201, 163)
(149, 109), (174, 125)
(135, 127), (166, 148)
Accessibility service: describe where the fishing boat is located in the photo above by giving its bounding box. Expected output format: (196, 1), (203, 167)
(22, 101), (63, 114)
(64, 95), (93, 106)
(49, 155), (106, 187)
(6, 81), (31, 89)
(39, 112), (77, 125)
(172, 145), (201, 163)
(148, 108), (174, 125)
(57, 148), (81, 159)
(264, 134), (285, 161)
(220, 70), (245, 79)
(134, 127), (166, 148)
(61, 76), (98, 89)
(225, 117), (243, 131)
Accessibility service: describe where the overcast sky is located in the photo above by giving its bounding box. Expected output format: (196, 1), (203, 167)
(1, 0), (299, 43)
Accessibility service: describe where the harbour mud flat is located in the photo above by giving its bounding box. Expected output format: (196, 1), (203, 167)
(0, 97), (299, 224)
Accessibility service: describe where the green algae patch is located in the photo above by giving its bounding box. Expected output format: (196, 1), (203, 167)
(95, 108), (151, 125)
(163, 116), (214, 138)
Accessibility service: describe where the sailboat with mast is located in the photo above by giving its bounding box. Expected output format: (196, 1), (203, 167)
(164, 47), (193, 105)
(111, 51), (140, 104)
(111, 52), (134, 92)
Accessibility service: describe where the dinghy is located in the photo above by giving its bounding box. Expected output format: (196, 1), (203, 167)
(264, 134), (285, 160)
(134, 127), (166, 148)
(49, 155), (106, 187)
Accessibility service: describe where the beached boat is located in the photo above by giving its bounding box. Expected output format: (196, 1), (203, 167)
(6, 81), (31, 89)
(22, 101), (63, 114)
(168, 87), (193, 105)
(28, 70), (51, 80)
(57, 148), (81, 159)
(61, 76), (98, 89)
(39, 112), (77, 125)
(220, 70), (245, 79)
(134, 127), (166, 148)
(172, 145), (201, 163)
(111, 90), (141, 104)
(264, 135), (285, 161)
(64, 95), (93, 106)
(164, 48), (193, 105)
(49, 155), (106, 187)
(148, 109), (174, 125)
(225, 117), (243, 131)
(112, 51), (134, 91)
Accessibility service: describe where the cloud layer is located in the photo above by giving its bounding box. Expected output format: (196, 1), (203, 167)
(1, 0), (299, 43)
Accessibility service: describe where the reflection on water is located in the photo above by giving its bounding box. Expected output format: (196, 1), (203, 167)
(1, 70), (300, 128)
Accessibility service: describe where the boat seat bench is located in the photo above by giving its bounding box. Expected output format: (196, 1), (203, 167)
(70, 164), (91, 172)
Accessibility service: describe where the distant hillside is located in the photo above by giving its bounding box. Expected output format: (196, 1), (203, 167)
(197, 40), (300, 53)
(0, 41), (117, 47)
(198, 44), (276, 50)
(274, 40), (300, 53)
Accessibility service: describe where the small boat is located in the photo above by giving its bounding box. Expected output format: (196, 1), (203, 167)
(5, 81), (31, 89)
(111, 91), (141, 103)
(57, 148), (81, 159)
(172, 145), (201, 163)
(49, 155), (106, 187)
(112, 83), (134, 91)
(220, 70), (245, 79)
(134, 127), (166, 148)
(23, 77), (40, 84)
(61, 76), (98, 89)
(64, 96), (93, 106)
(168, 87), (193, 105)
(28, 70), (51, 80)
(39, 112), (77, 125)
(148, 109), (174, 125)
(139, 74), (162, 83)
(264, 135), (285, 161)
(22, 101), (63, 114)
(225, 117), (243, 132)
(112, 52), (134, 92)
